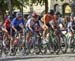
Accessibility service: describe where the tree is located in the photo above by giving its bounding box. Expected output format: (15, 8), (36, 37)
(44, 0), (48, 13)
(0, 0), (49, 22)
(0, 0), (26, 22)
(0, 0), (8, 22)
(24, 0), (48, 13)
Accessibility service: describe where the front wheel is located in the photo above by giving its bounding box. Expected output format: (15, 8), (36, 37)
(60, 35), (68, 54)
(69, 37), (75, 53)
(0, 43), (3, 57)
(54, 37), (60, 54)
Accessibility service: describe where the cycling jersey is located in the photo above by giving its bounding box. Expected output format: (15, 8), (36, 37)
(67, 22), (72, 32)
(11, 18), (24, 27)
(42, 14), (55, 24)
(26, 18), (34, 28)
(11, 18), (25, 31)
(3, 19), (10, 29)
(11, 18), (25, 36)
(26, 18), (40, 32)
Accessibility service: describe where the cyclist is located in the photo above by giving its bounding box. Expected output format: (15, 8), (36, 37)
(54, 12), (65, 32)
(2, 16), (11, 35)
(41, 10), (56, 43)
(26, 13), (42, 51)
(10, 12), (25, 52)
(2, 16), (11, 47)
(70, 16), (75, 37)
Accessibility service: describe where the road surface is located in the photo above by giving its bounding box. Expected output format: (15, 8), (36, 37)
(0, 53), (75, 61)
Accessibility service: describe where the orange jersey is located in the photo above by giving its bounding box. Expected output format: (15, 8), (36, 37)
(42, 14), (55, 24)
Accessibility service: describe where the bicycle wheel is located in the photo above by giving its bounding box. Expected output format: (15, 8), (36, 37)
(69, 37), (75, 53)
(10, 46), (17, 56)
(3, 40), (10, 56)
(33, 36), (42, 55)
(47, 39), (55, 54)
(53, 36), (61, 54)
(47, 36), (60, 54)
(0, 42), (2, 57)
(41, 43), (48, 54)
(60, 35), (68, 54)
(4, 47), (10, 56)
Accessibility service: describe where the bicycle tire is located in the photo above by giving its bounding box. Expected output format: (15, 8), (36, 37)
(60, 35), (68, 54)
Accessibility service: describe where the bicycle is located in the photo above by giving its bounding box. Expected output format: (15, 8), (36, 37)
(10, 30), (25, 56)
(57, 29), (68, 54)
(0, 30), (3, 57)
(69, 31), (75, 53)
(47, 28), (68, 54)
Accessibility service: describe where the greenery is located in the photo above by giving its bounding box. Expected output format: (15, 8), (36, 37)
(0, 0), (48, 14)
(0, 0), (48, 22)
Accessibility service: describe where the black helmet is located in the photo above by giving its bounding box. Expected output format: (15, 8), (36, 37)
(16, 12), (22, 17)
(55, 11), (61, 17)
(49, 10), (54, 15)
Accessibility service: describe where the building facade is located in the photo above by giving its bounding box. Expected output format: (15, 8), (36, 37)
(14, 0), (72, 16)
(48, 0), (72, 16)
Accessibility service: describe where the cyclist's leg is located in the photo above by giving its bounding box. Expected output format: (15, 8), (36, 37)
(26, 31), (32, 42)
(10, 30), (15, 51)
(2, 28), (10, 47)
(42, 24), (48, 40)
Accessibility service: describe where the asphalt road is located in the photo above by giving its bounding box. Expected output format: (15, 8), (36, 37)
(11, 57), (75, 61)
(0, 49), (75, 61)
(0, 53), (75, 61)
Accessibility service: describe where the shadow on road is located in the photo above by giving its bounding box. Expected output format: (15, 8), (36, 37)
(1, 54), (75, 61)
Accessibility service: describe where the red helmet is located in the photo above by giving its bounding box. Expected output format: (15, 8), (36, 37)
(32, 13), (38, 18)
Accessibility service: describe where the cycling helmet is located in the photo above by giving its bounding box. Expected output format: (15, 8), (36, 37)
(55, 11), (61, 17)
(32, 13), (38, 18)
(49, 10), (55, 15)
(16, 12), (22, 18)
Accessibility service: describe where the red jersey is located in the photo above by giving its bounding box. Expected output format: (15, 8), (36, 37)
(3, 19), (10, 29)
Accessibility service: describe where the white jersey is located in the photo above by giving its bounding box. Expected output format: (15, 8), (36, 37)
(58, 17), (63, 24)
(67, 22), (72, 32)
(26, 18), (34, 28)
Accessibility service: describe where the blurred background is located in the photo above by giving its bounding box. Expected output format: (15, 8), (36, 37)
(0, 0), (74, 23)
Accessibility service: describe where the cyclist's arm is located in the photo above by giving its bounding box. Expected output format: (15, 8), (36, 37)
(22, 19), (26, 28)
(27, 19), (34, 32)
(43, 15), (46, 25)
(19, 23), (24, 29)
(49, 20), (55, 29)
(12, 26), (17, 32)
(11, 19), (17, 32)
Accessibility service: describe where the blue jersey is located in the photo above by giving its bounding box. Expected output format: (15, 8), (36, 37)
(11, 18), (25, 27)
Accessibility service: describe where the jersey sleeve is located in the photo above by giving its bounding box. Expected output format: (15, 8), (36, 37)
(3, 19), (9, 27)
(22, 19), (25, 25)
(3, 20), (7, 26)
(11, 18), (16, 26)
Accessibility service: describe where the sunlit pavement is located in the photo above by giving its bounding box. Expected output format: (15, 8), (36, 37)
(0, 53), (75, 61)
(10, 56), (75, 61)
(0, 49), (75, 61)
